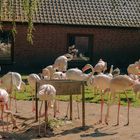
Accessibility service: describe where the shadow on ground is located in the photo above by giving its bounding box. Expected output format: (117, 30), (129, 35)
(80, 128), (118, 138)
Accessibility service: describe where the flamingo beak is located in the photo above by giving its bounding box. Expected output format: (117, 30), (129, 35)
(82, 66), (89, 72)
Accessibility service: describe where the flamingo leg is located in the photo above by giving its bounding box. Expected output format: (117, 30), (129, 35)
(38, 101), (43, 137)
(6, 113), (9, 131)
(117, 93), (121, 125)
(57, 100), (60, 113)
(44, 101), (48, 136)
(1, 105), (4, 132)
(14, 91), (17, 113)
(5, 103), (9, 110)
(99, 91), (104, 123)
(105, 93), (112, 125)
(76, 95), (80, 119)
(31, 91), (35, 112)
(9, 97), (11, 110)
(5, 103), (11, 130)
(124, 92), (130, 125)
(8, 88), (13, 111)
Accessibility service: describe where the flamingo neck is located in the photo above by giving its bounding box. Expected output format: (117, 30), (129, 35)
(0, 79), (3, 84)
(89, 65), (95, 75)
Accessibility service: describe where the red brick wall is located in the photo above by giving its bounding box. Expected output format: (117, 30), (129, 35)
(1, 24), (140, 73)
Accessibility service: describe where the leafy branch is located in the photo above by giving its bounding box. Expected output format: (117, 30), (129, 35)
(23, 0), (38, 44)
(0, 0), (38, 44)
(0, 0), (3, 30)
(8, 0), (17, 40)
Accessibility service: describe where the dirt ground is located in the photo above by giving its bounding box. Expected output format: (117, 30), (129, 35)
(0, 100), (140, 140)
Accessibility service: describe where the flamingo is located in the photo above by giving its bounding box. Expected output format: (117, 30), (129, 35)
(53, 53), (73, 72)
(131, 77), (140, 99)
(0, 72), (24, 112)
(105, 75), (135, 125)
(64, 66), (95, 118)
(0, 88), (17, 132)
(66, 67), (94, 81)
(94, 59), (107, 74)
(127, 60), (140, 75)
(112, 67), (121, 77)
(42, 65), (56, 79)
(133, 82), (140, 99)
(27, 73), (41, 112)
(82, 64), (113, 123)
(37, 84), (56, 136)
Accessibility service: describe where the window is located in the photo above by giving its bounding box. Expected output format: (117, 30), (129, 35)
(0, 31), (13, 64)
(67, 34), (93, 61)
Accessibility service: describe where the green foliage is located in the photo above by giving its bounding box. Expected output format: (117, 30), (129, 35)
(0, 0), (3, 30)
(12, 84), (32, 100)
(48, 119), (65, 128)
(23, 0), (38, 44)
(0, 0), (38, 44)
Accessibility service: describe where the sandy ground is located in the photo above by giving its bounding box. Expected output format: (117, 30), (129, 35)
(0, 100), (140, 140)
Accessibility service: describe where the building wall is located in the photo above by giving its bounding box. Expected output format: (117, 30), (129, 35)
(1, 24), (140, 73)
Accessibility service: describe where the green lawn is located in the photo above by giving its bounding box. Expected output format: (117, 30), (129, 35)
(56, 87), (140, 107)
(15, 81), (140, 107)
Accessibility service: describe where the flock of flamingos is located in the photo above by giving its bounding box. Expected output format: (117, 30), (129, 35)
(0, 52), (140, 135)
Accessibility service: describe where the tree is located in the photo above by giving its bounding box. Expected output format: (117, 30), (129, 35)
(0, 0), (38, 44)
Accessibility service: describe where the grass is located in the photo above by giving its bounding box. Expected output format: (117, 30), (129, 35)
(56, 87), (140, 107)
(15, 78), (140, 107)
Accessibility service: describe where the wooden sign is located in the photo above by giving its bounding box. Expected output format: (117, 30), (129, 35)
(36, 79), (85, 95)
(35, 79), (86, 127)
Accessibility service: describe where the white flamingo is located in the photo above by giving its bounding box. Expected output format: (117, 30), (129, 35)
(64, 66), (94, 118)
(53, 53), (73, 72)
(0, 72), (24, 112)
(127, 60), (140, 75)
(37, 84), (56, 136)
(27, 73), (41, 112)
(66, 67), (94, 81)
(105, 75), (135, 125)
(82, 64), (113, 123)
(94, 59), (107, 74)
(52, 71), (66, 80)
(0, 88), (17, 132)
(112, 67), (121, 77)
(42, 65), (56, 79)
(132, 79), (140, 99)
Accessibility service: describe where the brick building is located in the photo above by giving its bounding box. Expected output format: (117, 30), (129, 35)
(0, 0), (140, 73)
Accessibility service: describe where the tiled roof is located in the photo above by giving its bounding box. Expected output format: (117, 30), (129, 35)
(1, 0), (140, 28)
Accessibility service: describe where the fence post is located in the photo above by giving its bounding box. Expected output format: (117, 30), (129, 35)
(70, 94), (73, 120)
(82, 82), (85, 127)
(35, 81), (38, 122)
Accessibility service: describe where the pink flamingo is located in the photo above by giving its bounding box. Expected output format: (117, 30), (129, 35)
(0, 88), (17, 132)
(105, 75), (135, 125)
